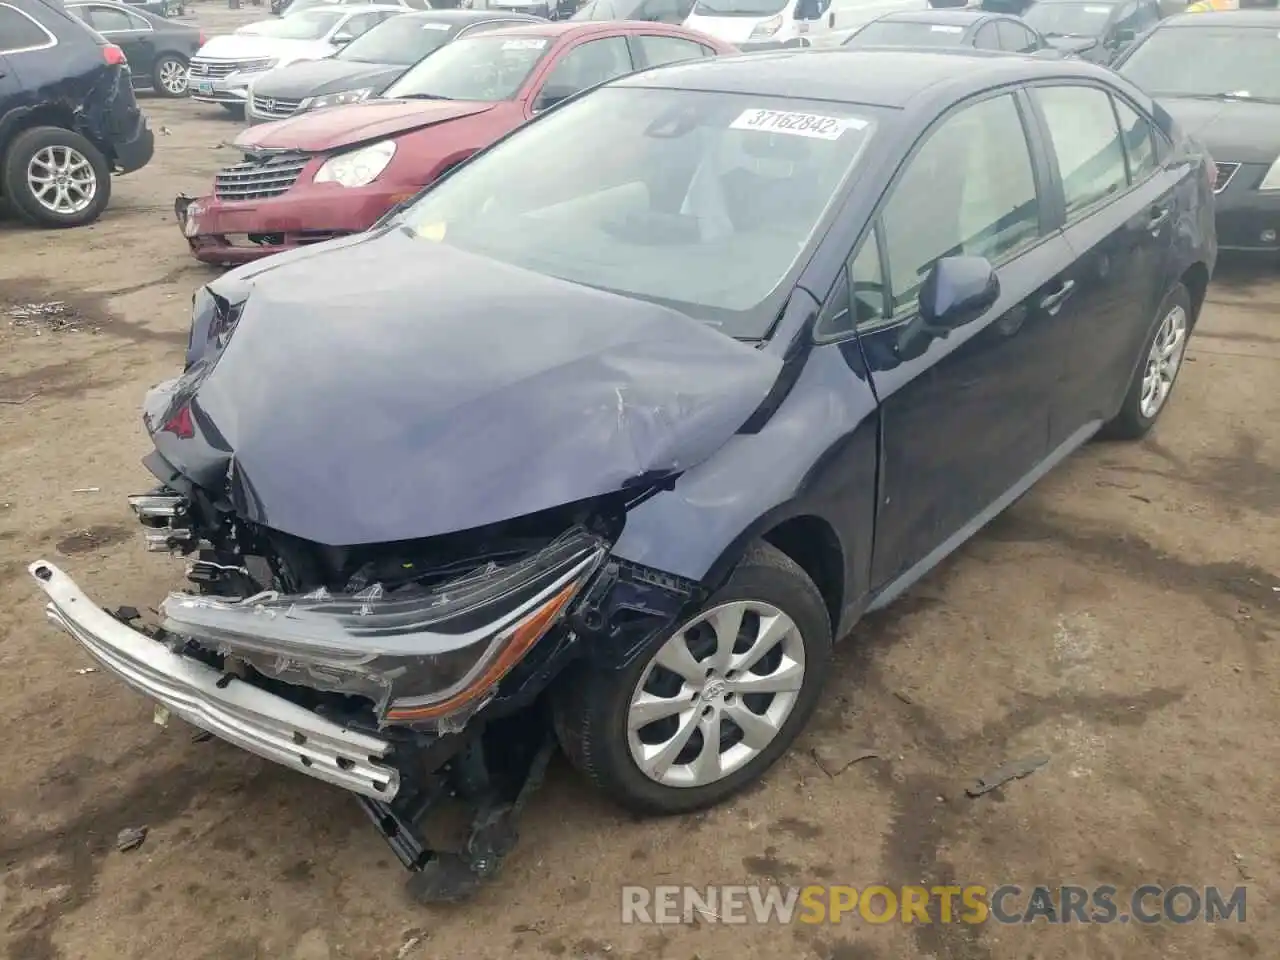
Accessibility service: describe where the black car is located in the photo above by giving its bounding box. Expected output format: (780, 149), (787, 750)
(0, 0), (154, 226)
(247, 8), (545, 123)
(1115, 10), (1280, 252)
(1021, 0), (1160, 62)
(844, 9), (1049, 52)
(465, 0), (580, 21)
(29, 47), (1215, 901)
(66, 0), (202, 96)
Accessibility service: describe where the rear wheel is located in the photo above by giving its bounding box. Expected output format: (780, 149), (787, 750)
(1, 126), (111, 228)
(1099, 282), (1192, 440)
(554, 541), (832, 815)
(154, 55), (189, 97)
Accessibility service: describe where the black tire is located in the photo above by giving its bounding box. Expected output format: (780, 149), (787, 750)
(1, 126), (111, 229)
(153, 54), (189, 98)
(1098, 282), (1192, 441)
(553, 541), (833, 816)
(220, 103), (246, 120)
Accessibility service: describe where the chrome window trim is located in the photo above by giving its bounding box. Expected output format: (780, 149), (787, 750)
(0, 1), (58, 55)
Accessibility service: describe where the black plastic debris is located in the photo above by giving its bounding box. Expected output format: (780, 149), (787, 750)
(117, 826), (148, 852)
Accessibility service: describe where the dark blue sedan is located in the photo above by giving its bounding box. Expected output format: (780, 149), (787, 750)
(843, 9), (1049, 52)
(29, 46), (1217, 900)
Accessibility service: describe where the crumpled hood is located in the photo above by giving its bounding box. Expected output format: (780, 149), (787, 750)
(251, 58), (406, 100)
(235, 97), (497, 152)
(1157, 96), (1280, 165)
(147, 230), (782, 546)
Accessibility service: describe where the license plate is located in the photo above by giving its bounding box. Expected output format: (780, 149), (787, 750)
(195, 80), (213, 94)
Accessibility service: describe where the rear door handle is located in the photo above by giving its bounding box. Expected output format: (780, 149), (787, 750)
(1039, 279), (1076, 313)
(1147, 205), (1171, 233)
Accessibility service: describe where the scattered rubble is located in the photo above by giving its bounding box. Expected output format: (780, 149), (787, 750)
(116, 826), (148, 853)
(811, 743), (879, 777)
(967, 754), (1050, 797)
(8, 301), (91, 333)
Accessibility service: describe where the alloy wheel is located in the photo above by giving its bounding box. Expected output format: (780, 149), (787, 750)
(1139, 303), (1187, 419)
(626, 600), (806, 788)
(159, 59), (189, 95)
(26, 146), (97, 216)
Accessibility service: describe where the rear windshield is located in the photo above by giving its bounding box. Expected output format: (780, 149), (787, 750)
(337, 15), (455, 64)
(382, 33), (552, 100)
(1118, 25), (1280, 101)
(1022, 1), (1115, 37)
(845, 20), (969, 46)
(397, 86), (876, 337)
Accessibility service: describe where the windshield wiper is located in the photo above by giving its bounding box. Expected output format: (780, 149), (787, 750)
(1179, 92), (1280, 104)
(398, 93), (454, 100)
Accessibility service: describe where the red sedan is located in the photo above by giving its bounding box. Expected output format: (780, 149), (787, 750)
(176, 21), (737, 265)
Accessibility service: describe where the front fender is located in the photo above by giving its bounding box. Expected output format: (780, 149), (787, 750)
(611, 342), (880, 628)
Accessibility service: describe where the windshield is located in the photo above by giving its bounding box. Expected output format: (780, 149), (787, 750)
(845, 20), (969, 46)
(396, 87), (875, 337)
(1022, 2), (1114, 37)
(692, 0), (789, 18)
(382, 33), (550, 100)
(1118, 26), (1280, 100)
(337, 16), (453, 64)
(252, 10), (344, 38)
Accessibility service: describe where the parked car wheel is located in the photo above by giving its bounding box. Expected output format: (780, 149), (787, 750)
(154, 55), (190, 97)
(1, 126), (111, 228)
(554, 541), (832, 815)
(1099, 283), (1192, 440)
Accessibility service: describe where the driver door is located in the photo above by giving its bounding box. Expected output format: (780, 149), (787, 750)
(851, 90), (1074, 592)
(525, 35), (634, 116)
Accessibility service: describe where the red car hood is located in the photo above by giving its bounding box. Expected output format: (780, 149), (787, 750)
(237, 98), (499, 153)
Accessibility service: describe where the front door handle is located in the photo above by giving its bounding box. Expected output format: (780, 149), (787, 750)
(1039, 279), (1076, 314)
(1147, 205), (1171, 234)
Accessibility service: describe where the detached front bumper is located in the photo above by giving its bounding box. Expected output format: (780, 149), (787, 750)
(28, 560), (401, 800)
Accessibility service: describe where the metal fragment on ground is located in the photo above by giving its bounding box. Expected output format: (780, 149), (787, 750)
(117, 826), (148, 852)
(811, 743), (879, 777)
(967, 754), (1050, 797)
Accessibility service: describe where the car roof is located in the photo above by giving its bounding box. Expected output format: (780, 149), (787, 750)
(1160, 8), (1280, 25)
(618, 47), (1120, 108)
(391, 7), (543, 21)
(875, 9), (991, 23)
(465, 19), (671, 37)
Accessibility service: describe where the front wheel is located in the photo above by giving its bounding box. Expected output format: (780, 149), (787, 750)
(1, 126), (111, 228)
(1099, 282), (1192, 440)
(554, 541), (832, 815)
(154, 55), (189, 97)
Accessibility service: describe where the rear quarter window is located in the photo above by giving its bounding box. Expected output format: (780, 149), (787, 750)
(0, 3), (56, 54)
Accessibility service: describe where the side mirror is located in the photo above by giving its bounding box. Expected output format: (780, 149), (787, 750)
(532, 87), (572, 113)
(332, 30), (356, 44)
(918, 256), (999, 329)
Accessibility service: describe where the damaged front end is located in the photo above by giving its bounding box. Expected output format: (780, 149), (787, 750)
(31, 236), (781, 899)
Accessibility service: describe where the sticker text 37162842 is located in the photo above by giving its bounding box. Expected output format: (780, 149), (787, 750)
(729, 108), (867, 141)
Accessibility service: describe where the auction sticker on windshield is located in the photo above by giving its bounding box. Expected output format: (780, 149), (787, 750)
(502, 38), (547, 49)
(422, 22), (451, 29)
(730, 108), (866, 141)
(930, 24), (964, 32)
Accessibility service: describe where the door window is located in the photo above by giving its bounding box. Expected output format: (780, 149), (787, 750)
(536, 36), (632, 108)
(972, 22), (1001, 49)
(996, 19), (1040, 51)
(1032, 85), (1127, 220)
(83, 5), (141, 31)
(880, 93), (1040, 315)
(633, 34), (707, 66)
(339, 12), (386, 38)
(1112, 96), (1156, 184)
(0, 2), (55, 52)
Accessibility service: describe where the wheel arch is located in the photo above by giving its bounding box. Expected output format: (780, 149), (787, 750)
(0, 106), (81, 192)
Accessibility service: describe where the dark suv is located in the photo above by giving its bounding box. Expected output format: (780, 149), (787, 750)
(0, 0), (154, 227)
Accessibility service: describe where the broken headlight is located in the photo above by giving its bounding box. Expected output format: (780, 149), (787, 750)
(160, 528), (607, 727)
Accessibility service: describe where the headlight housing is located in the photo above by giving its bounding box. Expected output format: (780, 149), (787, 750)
(300, 87), (374, 112)
(314, 139), (397, 188)
(1258, 156), (1280, 192)
(160, 529), (607, 728)
(238, 58), (278, 74)
(749, 13), (783, 39)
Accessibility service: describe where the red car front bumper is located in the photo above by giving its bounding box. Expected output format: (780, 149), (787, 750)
(175, 182), (420, 266)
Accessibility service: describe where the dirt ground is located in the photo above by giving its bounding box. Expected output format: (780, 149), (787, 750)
(1, 6), (1278, 957)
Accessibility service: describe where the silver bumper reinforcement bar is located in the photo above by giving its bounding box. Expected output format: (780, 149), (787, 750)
(28, 561), (401, 800)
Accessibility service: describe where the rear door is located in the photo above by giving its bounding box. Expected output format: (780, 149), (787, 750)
(74, 4), (156, 78)
(1025, 82), (1175, 445)
(628, 31), (712, 67)
(971, 21), (1002, 48)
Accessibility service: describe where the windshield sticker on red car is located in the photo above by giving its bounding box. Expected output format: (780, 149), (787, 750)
(1084, 5), (1110, 10)
(502, 38), (548, 50)
(421, 22), (452, 29)
(729, 108), (866, 141)
(930, 24), (964, 32)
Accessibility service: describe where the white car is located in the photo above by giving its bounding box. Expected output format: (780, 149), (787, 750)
(187, 5), (405, 116)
